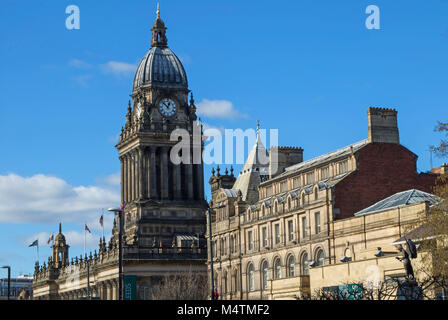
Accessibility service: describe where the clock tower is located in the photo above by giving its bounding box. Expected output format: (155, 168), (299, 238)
(116, 6), (206, 249)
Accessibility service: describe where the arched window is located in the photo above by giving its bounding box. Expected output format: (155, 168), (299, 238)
(274, 258), (282, 279)
(274, 202), (278, 214)
(230, 235), (235, 254)
(302, 193), (306, 206)
(232, 270), (237, 293)
(262, 261), (269, 290)
(248, 264), (255, 292)
(301, 253), (309, 275)
(314, 188), (318, 200)
(288, 197), (292, 210)
(316, 249), (325, 266)
(288, 255), (295, 277)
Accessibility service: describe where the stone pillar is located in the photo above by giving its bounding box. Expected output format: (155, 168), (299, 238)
(161, 146), (169, 200)
(120, 156), (125, 202)
(127, 154), (131, 202)
(174, 161), (182, 200)
(125, 155), (129, 203)
(186, 162), (194, 200)
(195, 162), (204, 201)
(139, 148), (145, 199)
(112, 281), (117, 300)
(146, 148), (151, 199)
(102, 283), (107, 300)
(106, 281), (112, 300)
(150, 146), (158, 199)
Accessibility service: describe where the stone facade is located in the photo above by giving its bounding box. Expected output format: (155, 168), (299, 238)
(207, 108), (439, 300)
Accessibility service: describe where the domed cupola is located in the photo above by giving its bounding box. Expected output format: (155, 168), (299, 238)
(132, 5), (188, 93)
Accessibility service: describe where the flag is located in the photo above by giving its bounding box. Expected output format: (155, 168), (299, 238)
(99, 215), (103, 227)
(47, 234), (54, 245)
(120, 202), (126, 211)
(29, 239), (38, 247)
(85, 224), (91, 233)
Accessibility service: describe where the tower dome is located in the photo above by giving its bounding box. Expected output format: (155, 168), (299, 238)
(132, 5), (188, 93)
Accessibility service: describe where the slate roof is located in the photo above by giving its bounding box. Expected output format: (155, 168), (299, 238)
(354, 189), (440, 216)
(277, 139), (370, 179)
(232, 134), (269, 204)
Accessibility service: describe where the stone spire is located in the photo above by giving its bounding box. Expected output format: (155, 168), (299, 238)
(151, 3), (168, 48)
(232, 120), (269, 204)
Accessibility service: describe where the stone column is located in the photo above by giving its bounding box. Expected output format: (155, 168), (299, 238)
(139, 148), (145, 199)
(128, 154), (132, 202)
(146, 148), (151, 199)
(120, 156), (125, 202)
(102, 282), (107, 300)
(106, 281), (112, 300)
(112, 280), (117, 300)
(126, 155), (130, 203)
(161, 146), (169, 200)
(195, 162), (204, 201)
(186, 161), (194, 200)
(174, 161), (182, 200)
(150, 146), (158, 199)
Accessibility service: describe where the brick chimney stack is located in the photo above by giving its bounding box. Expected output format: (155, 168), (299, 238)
(269, 146), (304, 178)
(367, 107), (399, 144)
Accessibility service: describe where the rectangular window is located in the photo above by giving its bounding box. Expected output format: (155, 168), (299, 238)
(315, 212), (321, 234)
(306, 171), (315, 184)
(302, 216), (307, 238)
(288, 220), (294, 241)
(266, 186), (273, 197)
(293, 176), (302, 188)
(248, 231), (253, 250)
(275, 224), (281, 244)
(321, 167), (329, 180)
(339, 160), (348, 174)
(262, 227), (268, 247)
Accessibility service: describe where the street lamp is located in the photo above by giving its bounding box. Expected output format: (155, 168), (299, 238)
(108, 207), (123, 301)
(207, 204), (225, 300)
(1, 266), (11, 300)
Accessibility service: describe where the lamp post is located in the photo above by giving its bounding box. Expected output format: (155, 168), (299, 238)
(1, 266), (11, 300)
(108, 207), (123, 300)
(207, 204), (225, 300)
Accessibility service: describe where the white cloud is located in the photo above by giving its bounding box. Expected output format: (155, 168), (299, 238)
(101, 61), (136, 76)
(196, 99), (247, 119)
(101, 172), (121, 186)
(69, 59), (92, 69)
(72, 74), (92, 87)
(0, 173), (120, 224)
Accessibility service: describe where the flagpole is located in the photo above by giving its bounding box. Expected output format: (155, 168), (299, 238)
(101, 208), (105, 240)
(84, 222), (86, 257)
(37, 242), (39, 264)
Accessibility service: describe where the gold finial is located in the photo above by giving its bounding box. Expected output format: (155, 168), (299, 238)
(157, 3), (160, 18)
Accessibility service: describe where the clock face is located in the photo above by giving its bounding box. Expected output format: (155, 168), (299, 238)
(159, 98), (177, 117)
(136, 102), (142, 120)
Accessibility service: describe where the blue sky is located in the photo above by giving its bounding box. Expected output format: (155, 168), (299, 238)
(0, 0), (447, 277)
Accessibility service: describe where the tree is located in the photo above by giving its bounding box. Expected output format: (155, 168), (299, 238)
(150, 270), (209, 300)
(430, 121), (448, 158)
(406, 121), (448, 296)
